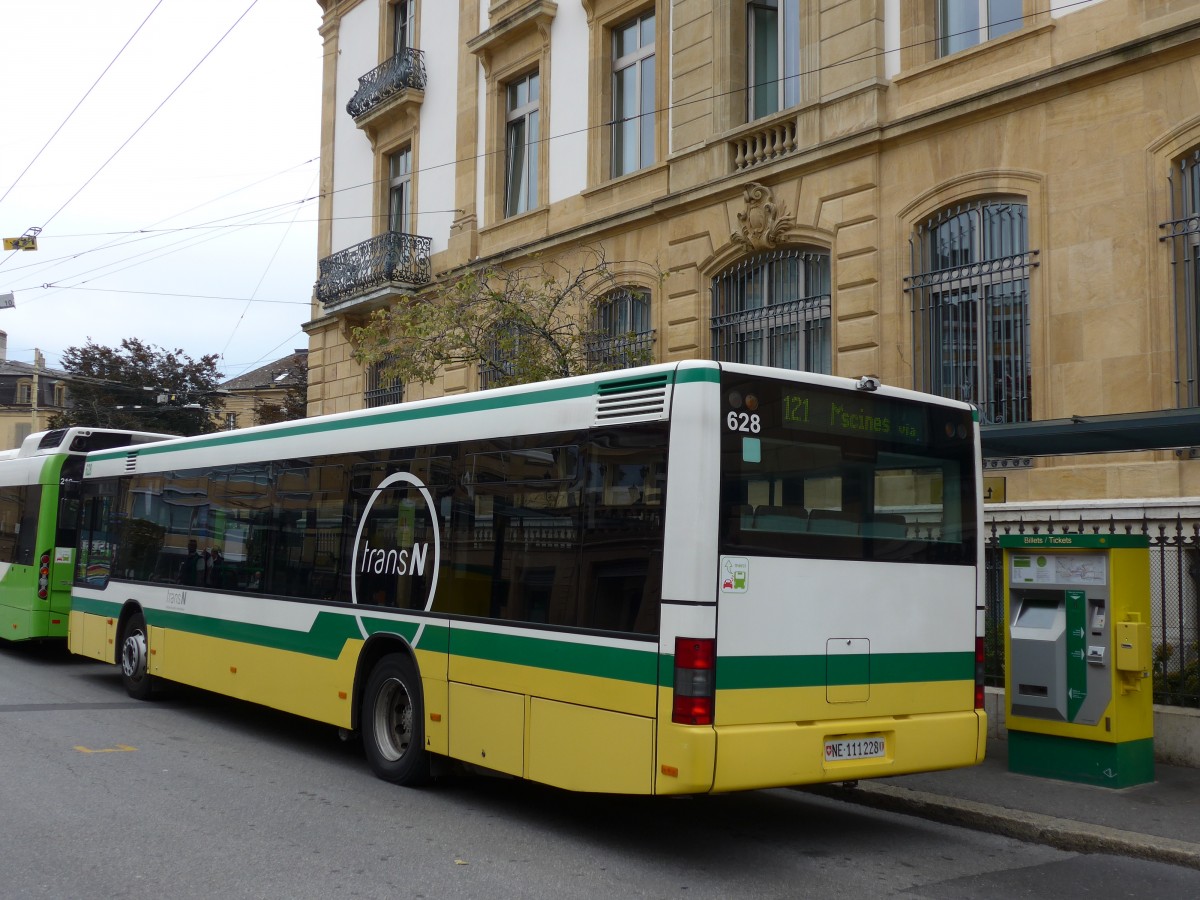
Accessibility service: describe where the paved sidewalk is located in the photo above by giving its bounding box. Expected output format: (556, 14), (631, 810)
(807, 739), (1200, 871)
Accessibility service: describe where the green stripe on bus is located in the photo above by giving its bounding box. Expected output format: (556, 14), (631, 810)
(71, 597), (427, 659)
(449, 628), (658, 684)
(147, 608), (364, 659)
(90, 381), (597, 461)
(674, 367), (722, 385)
(716, 651), (974, 690)
(72, 596), (654, 681)
(90, 366), (711, 463)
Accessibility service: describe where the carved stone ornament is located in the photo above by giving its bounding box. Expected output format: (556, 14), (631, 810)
(731, 183), (795, 252)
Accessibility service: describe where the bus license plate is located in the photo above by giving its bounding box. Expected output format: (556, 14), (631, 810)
(824, 736), (885, 762)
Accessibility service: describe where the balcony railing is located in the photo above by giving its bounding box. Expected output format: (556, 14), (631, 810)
(316, 231), (432, 308)
(730, 117), (798, 172)
(347, 48), (427, 120)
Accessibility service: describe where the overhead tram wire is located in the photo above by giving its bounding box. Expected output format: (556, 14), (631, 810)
(2, 2), (1079, 321)
(0, 0), (263, 274)
(1, 186), (320, 282)
(8, 192), (318, 290)
(218, 168), (320, 365)
(0, 1), (165, 214)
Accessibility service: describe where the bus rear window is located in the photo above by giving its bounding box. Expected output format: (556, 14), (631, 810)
(719, 375), (977, 565)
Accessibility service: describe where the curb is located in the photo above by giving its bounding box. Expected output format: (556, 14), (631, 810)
(805, 781), (1200, 872)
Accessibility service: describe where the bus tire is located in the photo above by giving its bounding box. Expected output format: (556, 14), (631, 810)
(119, 612), (154, 701)
(361, 653), (430, 786)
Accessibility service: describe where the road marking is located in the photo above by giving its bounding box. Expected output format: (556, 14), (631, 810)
(73, 744), (138, 754)
(0, 702), (147, 713)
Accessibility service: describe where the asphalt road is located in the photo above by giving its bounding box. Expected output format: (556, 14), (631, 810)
(1, 640), (1196, 899)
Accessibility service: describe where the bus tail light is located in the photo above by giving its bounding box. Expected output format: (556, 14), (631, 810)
(672, 637), (715, 725)
(974, 637), (985, 710)
(37, 551), (51, 600)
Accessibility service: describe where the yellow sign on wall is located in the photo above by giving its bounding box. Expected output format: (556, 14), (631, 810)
(984, 476), (1006, 503)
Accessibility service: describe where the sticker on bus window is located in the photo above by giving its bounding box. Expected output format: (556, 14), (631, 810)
(742, 437), (761, 464)
(720, 556), (749, 593)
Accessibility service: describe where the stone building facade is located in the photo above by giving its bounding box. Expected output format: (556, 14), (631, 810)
(306, 0), (1200, 509)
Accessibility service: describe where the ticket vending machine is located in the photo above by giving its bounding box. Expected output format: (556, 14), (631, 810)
(1001, 533), (1154, 787)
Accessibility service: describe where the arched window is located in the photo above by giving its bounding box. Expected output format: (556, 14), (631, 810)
(906, 198), (1034, 424)
(587, 287), (654, 370)
(1163, 149), (1200, 407)
(711, 248), (831, 373)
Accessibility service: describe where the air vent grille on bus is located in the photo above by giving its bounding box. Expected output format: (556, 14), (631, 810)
(124, 452), (139, 473)
(38, 429), (68, 450)
(595, 372), (670, 423)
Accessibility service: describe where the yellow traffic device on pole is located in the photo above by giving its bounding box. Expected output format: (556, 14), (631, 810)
(1002, 533), (1154, 787)
(2, 236), (37, 251)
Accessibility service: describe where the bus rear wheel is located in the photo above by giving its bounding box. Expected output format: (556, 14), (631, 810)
(119, 612), (154, 701)
(362, 653), (430, 786)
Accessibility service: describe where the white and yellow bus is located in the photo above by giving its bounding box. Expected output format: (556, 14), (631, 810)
(69, 362), (985, 793)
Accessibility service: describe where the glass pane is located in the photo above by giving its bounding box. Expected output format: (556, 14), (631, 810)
(939, 0), (981, 56)
(641, 12), (654, 47)
(640, 56), (655, 167)
(506, 120), (526, 216)
(988, 0), (1023, 40)
(389, 184), (408, 233)
(618, 67), (638, 173)
(751, 4), (780, 119)
(527, 110), (539, 210)
(616, 20), (639, 58)
(781, 0), (800, 109)
(528, 72), (539, 103)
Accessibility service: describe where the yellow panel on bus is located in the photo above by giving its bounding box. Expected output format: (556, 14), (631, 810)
(527, 698), (654, 793)
(448, 682), (525, 776)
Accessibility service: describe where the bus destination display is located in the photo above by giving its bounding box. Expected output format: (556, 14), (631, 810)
(781, 391), (926, 445)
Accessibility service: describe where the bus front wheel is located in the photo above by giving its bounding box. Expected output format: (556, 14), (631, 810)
(361, 653), (430, 786)
(119, 612), (154, 701)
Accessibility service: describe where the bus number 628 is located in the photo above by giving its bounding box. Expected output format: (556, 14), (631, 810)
(726, 412), (761, 433)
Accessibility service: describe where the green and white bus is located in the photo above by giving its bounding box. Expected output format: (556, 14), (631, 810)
(1, 427), (172, 641)
(69, 362), (986, 793)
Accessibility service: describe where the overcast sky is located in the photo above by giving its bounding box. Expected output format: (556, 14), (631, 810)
(0, 0), (324, 382)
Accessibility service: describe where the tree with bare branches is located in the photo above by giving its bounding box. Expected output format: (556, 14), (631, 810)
(352, 249), (656, 390)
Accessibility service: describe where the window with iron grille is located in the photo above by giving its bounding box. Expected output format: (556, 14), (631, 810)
(906, 199), (1034, 424)
(1162, 149), (1200, 407)
(479, 330), (518, 390)
(588, 287), (655, 370)
(711, 249), (831, 373)
(364, 357), (403, 408)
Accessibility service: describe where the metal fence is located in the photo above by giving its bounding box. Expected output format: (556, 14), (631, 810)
(983, 517), (1200, 708)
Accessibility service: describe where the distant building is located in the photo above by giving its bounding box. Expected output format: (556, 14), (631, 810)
(0, 331), (70, 450)
(219, 349), (309, 430)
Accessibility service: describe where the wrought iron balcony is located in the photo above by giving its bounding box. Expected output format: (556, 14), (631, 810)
(347, 48), (427, 120)
(316, 231), (432, 309)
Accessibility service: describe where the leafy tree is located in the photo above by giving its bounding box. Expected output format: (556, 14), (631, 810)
(352, 249), (656, 390)
(252, 357), (309, 426)
(49, 337), (223, 436)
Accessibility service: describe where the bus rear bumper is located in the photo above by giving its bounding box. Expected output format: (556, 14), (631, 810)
(711, 709), (987, 792)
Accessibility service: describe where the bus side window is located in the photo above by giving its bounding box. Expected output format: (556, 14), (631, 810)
(578, 426), (666, 635)
(14, 485), (42, 566)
